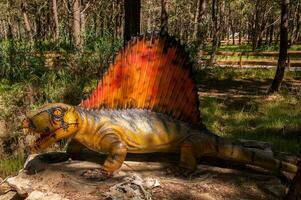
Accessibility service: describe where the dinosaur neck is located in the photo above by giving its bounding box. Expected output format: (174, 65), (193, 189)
(73, 107), (108, 151)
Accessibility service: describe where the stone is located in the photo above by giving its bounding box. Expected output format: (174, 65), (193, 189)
(0, 191), (23, 200)
(6, 175), (31, 197)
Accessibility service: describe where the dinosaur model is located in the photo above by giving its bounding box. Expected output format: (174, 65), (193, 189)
(22, 32), (297, 174)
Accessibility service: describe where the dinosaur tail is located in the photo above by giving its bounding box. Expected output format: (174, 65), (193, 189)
(215, 138), (298, 173)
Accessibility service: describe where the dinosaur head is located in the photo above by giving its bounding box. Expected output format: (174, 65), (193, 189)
(22, 103), (80, 152)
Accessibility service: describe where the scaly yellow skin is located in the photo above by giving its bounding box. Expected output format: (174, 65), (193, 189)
(23, 103), (298, 174)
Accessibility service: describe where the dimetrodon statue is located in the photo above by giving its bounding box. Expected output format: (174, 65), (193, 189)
(22, 32), (297, 174)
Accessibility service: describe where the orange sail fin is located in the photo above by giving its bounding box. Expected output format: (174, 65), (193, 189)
(81, 33), (200, 124)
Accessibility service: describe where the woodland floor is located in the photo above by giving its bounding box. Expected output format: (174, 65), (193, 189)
(0, 152), (294, 200)
(198, 69), (301, 155)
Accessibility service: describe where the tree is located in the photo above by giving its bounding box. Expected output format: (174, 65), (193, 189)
(269, 0), (289, 93)
(209, 0), (224, 66)
(21, 0), (33, 43)
(51, 0), (59, 41)
(160, 0), (168, 32)
(124, 0), (141, 44)
(72, 0), (82, 50)
(192, 0), (206, 48)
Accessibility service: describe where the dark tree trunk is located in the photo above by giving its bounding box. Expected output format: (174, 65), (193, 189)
(269, 22), (274, 45)
(269, 0), (289, 93)
(124, 0), (141, 44)
(209, 0), (219, 65)
(265, 25), (270, 45)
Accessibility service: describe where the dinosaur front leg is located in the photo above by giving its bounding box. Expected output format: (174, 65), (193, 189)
(81, 133), (127, 180)
(66, 139), (86, 156)
(100, 134), (127, 172)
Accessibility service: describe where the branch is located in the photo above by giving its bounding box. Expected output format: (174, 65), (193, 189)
(80, 1), (91, 14)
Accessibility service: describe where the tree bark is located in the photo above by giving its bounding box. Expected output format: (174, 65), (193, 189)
(80, 0), (86, 46)
(269, 22), (274, 45)
(192, 0), (206, 43)
(72, 0), (82, 50)
(291, 1), (300, 44)
(51, 0), (60, 41)
(160, 0), (168, 32)
(209, 0), (223, 66)
(21, 0), (33, 43)
(269, 0), (289, 93)
(124, 0), (141, 44)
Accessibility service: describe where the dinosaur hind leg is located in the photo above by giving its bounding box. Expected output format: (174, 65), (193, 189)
(180, 140), (197, 170)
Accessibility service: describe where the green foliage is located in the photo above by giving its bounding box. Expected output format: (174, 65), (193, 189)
(0, 40), (47, 82)
(0, 154), (25, 177)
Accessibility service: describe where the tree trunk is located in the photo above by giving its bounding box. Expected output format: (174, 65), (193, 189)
(192, 0), (206, 44)
(252, 0), (261, 51)
(72, 0), (82, 50)
(160, 0), (168, 32)
(209, 0), (223, 66)
(80, 0), (86, 47)
(291, 1), (300, 44)
(269, 0), (289, 93)
(124, 0), (141, 44)
(21, 0), (33, 43)
(269, 22), (274, 45)
(209, 0), (218, 65)
(231, 22), (235, 45)
(51, 0), (59, 41)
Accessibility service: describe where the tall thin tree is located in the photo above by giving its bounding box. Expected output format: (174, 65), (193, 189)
(72, 0), (82, 50)
(51, 0), (59, 41)
(269, 0), (289, 93)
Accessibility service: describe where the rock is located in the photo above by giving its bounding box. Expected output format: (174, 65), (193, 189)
(7, 175), (31, 197)
(0, 180), (12, 195)
(27, 191), (68, 200)
(0, 191), (23, 200)
(285, 162), (301, 200)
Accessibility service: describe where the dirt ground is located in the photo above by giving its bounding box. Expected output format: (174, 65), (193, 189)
(0, 152), (294, 200)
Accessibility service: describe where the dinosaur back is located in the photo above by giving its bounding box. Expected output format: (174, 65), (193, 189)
(81, 33), (200, 124)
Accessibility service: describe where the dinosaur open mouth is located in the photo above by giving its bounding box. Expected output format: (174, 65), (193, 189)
(23, 126), (54, 145)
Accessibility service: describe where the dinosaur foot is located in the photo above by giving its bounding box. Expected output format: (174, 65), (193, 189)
(166, 166), (197, 179)
(81, 168), (113, 181)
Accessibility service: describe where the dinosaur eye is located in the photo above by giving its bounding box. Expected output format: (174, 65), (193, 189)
(52, 108), (63, 117)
